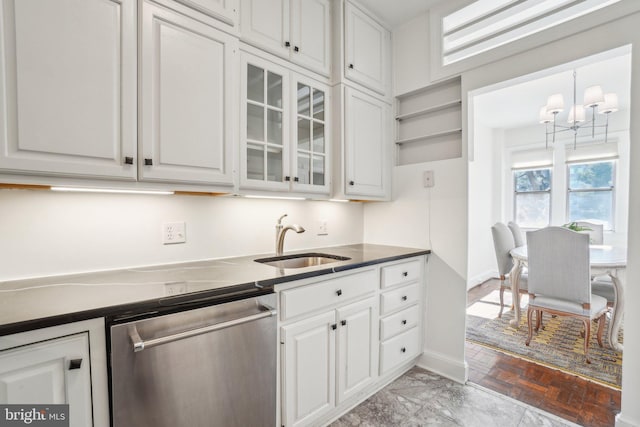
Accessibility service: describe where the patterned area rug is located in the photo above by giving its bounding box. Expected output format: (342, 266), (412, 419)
(466, 292), (623, 389)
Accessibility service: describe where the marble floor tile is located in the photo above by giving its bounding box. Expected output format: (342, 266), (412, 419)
(331, 367), (579, 427)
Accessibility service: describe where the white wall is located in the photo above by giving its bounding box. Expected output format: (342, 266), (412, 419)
(0, 190), (364, 281)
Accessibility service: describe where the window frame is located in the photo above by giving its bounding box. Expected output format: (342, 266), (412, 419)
(512, 166), (553, 228)
(566, 159), (616, 231)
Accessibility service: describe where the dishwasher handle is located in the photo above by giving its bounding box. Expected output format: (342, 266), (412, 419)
(129, 305), (277, 353)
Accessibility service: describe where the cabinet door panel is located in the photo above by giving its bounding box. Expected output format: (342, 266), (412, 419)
(240, 0), (289, 57)
(139, 1), (236, 185)
(345, 87), (388, 198)
(174, 0), (238, 25)
(291, 0), (331, 76)
(282, 311), (335, 427)
(0, 333), (93, 427)
(344, 3), (389, 95)
(0, 0), (136, 179)
(337, 297), (378, 403)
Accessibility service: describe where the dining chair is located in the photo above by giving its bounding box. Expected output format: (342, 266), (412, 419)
(491, 222), (527, 318)
(574, 221), (615, 305)
(508, 221), (525, 247)
(525, 227), (608, 363)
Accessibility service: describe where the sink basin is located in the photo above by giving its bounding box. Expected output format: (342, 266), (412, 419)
(255, 253), (351, 269)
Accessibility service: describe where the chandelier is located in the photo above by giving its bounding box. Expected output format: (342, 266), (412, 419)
(539, 71), (618, 149)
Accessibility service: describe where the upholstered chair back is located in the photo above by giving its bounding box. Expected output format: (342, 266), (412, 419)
(574, 221), (604, 245)
(507, 221), (525, 247)
(491, 222), (515, 277)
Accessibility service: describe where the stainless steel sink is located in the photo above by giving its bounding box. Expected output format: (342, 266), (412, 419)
(254, 253), (351, 269)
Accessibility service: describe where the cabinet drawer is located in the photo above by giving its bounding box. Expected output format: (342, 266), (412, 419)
(280, 269), (377, 320)
(381, 259), (421, 289)
(380, 304), (419, 341)
(379, 327), (420, 375)
(380, 282), (419, 315)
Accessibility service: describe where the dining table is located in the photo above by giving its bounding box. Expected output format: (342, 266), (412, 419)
(509, 244), (627, 352)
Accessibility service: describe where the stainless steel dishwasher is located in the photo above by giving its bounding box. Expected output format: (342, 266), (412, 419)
(110, 293), (277, 427)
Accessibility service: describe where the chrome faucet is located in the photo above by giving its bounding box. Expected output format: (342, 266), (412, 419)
(275, 214), (305, 256)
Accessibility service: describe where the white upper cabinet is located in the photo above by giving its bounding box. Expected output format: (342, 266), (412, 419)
(343, 86), (390, 199)
(240, 0), (331, 76)
(139, 1), (237, 186)
(344, 2), (390, 96)
(0, 0), (136, 180)
(173, 0), (238, 27)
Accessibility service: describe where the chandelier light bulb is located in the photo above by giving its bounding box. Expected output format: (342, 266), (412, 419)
(546, 93), (564, 114)
(567, 105), (585, 123)
(583, 85), (604, 108)
(599, 93), (619, 114)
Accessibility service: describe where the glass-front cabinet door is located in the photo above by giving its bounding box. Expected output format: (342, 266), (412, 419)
(241, 54), (290, 190)
(292, 75), (330, 193)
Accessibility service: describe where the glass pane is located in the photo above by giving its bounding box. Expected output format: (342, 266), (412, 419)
(266, 146), (283, 182)
(569, 161), (614, 190)
(297, 153), (311, 185)
(247, 143), (264, 180)
(313, 89), (324, 121)
(297, 83), (311, 116)
(267, 109), (282, 145)
(247, 104), (264, 141)
(313, 121), (324, 153)
(514, 169), (551, 192)
(247, 65), (264, 103)
(313, 155), (325, 186)
(297, 118), (310, 151)
(267, 72), (282, 108)
(515, 193), (550, 228)
(568, 191), (613, 229)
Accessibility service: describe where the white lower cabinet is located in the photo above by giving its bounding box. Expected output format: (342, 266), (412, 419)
(0, 319), (109, 427)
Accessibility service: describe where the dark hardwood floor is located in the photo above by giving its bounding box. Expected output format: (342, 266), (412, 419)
(466, 280), (621, 427)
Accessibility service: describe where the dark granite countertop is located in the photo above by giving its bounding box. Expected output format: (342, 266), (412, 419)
(0, 244), (429, 336)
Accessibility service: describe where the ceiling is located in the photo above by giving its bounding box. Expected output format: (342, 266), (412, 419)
(357, 0), (442, 28)
(474, 52), (632, 130)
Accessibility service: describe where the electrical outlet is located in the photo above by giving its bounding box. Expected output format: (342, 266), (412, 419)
(423, 170), (435, 188)
(318, 220), (328, 236)
(165, 282), (187, 295)
(163, 222), (186, 244)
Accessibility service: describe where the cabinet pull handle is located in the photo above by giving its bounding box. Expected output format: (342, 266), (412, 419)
(402, 320), (407, 325)
(294, 46), (299, 52)
(349, 63), (354, 69)
(285, 176), (291, 181)
(341, 320), (347, 326)
(401, 347), (406, 353)
(144, 158), (153, 166)
(336, 289), (342, 296)
(349, 180), (355, 186)
(402, 295), (408, 301)
(402, 271), (408, 277)
(68, 359), (83, 370)
(294, 177), (299, 182)
(124, 156), (134, 165)
(331, 324), (337, 330)
(285, 41), (291, 47)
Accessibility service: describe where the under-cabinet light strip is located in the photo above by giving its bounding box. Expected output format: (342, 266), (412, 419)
(244, 195), (306, 201)
(50, 187), (174, 195)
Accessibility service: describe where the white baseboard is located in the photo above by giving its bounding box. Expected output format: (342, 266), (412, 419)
(417, 349), (468, 384)
(467, 270), (497, 290)
(615, 412), (639, 427)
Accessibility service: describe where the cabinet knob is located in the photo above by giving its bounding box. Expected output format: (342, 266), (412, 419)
(402, 271), (408, 277)
(402, 320), (407, 325)
(124, 156), (134, 165)
(402, 295), (408, 301)
(285, 176), (291, 181)
(294, 46), (299, 52)
(349, 180), (355, 186)
(336, 289), (342, 296)
(349, 63), (354, 69)
(68, 358), (83, 370)
(401, 347), (406, 353)
(331, 324), (337, 330)
(341, 320), (347, 326)
(285, 41), (291, 47)
(144, 158), (153, 166)
(294, 177), (299, 182)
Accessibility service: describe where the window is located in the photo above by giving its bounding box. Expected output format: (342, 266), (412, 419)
(567, 160), (615, 230)
(513, 168), (551, 228)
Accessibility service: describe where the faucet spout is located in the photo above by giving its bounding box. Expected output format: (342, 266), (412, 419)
(275, 224), (305, 256)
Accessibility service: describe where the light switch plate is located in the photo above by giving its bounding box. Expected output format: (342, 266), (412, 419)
(423, 170), (435, 188)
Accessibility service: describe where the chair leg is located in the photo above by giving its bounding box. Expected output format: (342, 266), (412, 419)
(498, 284), (505, 318)
(525, 307), (534, 346)
(534, 309), (542, 332)
(596, 315), (605, 348)
(583, 319), (592, 364)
